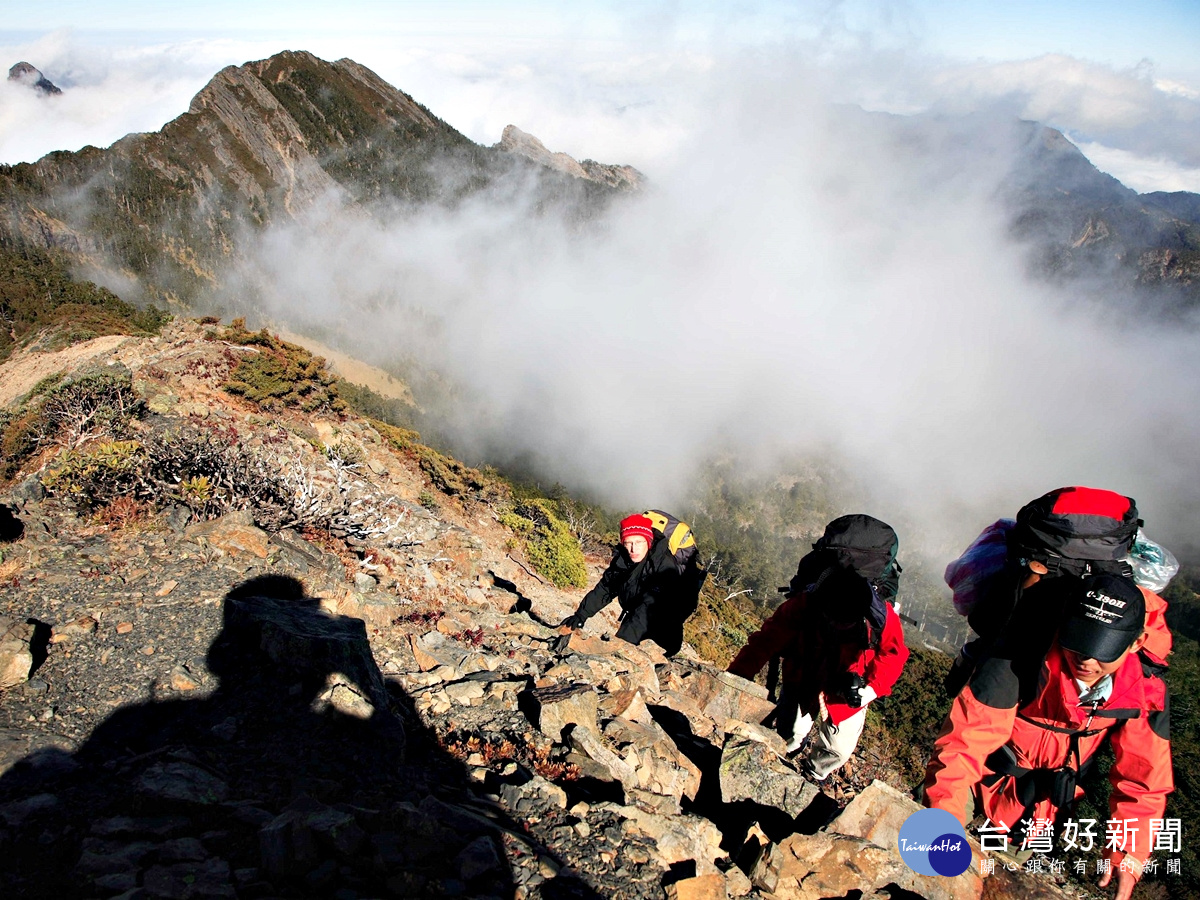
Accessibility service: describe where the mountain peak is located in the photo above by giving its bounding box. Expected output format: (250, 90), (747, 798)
(498, 123), (644, 191)
(7, 61), (61, 95)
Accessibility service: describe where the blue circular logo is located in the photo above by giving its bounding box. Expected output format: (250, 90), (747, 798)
(897, 809), (971, 877)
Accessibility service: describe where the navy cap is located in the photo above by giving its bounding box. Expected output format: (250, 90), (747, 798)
(1058, 574), (1146, 664)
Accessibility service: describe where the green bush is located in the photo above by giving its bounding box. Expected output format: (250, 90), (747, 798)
(44, 440), (146, 509)
(219, 320), (345, 413)
(501, 499), (588, 589)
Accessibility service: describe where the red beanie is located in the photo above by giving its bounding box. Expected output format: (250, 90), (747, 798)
(620, 514), (655, 546)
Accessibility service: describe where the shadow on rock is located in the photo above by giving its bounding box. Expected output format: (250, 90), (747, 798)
(0, 575), (528, 899)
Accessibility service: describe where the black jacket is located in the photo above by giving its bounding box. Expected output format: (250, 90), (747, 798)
(574, 536), (703, 655)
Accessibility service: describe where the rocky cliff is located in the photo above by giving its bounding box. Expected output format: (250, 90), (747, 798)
(0, 319), (1079, 899)
(0, 51), (628, 308)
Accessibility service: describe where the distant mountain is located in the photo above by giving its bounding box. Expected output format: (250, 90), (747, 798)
(7, 61), (61, 95)
(0, 50), (1196, 313)
(0, 51), (630, 307)
(1003, 123), (1200, 310)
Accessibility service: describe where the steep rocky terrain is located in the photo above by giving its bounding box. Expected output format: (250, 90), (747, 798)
(0, 320), (1091, 899)
(0, 51), (627, 308)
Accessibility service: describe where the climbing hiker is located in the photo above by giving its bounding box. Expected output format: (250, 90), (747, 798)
(943, 486), (1174, 696)
(924, 573), (1171, 900)
(558, 511), (705, 656)
(726, 514), (909, 781)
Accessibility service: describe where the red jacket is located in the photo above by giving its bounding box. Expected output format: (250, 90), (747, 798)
(727, 591), (909, 725)
(924, 644), (1171, 868)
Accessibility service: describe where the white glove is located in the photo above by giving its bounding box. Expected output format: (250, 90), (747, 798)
(858, 685), (877, 707)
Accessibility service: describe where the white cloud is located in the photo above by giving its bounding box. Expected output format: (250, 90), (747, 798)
(219, 55), (1200, 556)
(1069, 139), (1200, 194)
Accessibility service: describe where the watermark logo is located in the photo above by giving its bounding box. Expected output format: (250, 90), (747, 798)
(897, 808), (972, 877)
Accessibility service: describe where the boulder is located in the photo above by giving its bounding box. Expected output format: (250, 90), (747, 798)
(0, 617), (35, 690)
(227, 594), (404, 756)
(753, 831), (983, 900)
(668, 660), (776, 727)
(666, 873), (728, 900)
(719, 735), (818, 818)
(528, 683), (599, 741)
(599, 802), (726, 875)
(185, 509), (269, 558)
(604, 717), (702, 802)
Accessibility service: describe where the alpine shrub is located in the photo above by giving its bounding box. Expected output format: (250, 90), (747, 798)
(501, 499), (587, 589)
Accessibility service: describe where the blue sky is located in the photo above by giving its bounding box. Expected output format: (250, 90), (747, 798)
(3, 1), (1199, 189)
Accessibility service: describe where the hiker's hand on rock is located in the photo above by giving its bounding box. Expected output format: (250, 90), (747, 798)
(558, 613), (586, 630)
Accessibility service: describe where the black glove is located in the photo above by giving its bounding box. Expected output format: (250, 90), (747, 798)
(558, 613), (587, 630)
(840, 672), (867, 708)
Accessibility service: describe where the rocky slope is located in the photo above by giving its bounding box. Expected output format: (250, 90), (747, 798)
(0, 321), (1089, 899)
(0, 51), (627, 308)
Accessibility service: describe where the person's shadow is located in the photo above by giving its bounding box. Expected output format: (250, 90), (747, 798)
(0, 575), (553, 899)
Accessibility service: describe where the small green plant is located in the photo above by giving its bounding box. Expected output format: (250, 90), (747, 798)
(417, 490), (437, 510)
(500, 499), (587, 588)
(324, 438), (364, 467)
(44, 440), (146, 509)
(220, 320), (345, 413)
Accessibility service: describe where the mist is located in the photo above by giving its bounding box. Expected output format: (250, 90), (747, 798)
(216, 51), (1200, 559)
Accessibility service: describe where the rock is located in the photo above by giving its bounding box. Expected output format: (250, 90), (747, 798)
(722, 718), (788, 757)
(566, 725), (638, 786)
(226, 593), (404, 755)
(456, 835), (503, 881)
(445, 680), (487, 705)
(0, 792), (58, 826)
(725, 866), (753, 897)
(311, 671), (376, 719)
(409, 631), (469, 672)
(170, 665), (200, 692)
(185, 510), (269, 559)
(666, 874), (728, 900)
(528, 683), (599, 741)
(116, 621), (135, 634)
(49, 615), (98, 643)
(11, 474), (46, 502)
(752, 831), (981, 900)
(0, 617), (35, 690)
(142, 857), (235, 899)
(91, 816), (192, 838)
(668, 661), (776, 727)
(353, 571), (377, 592)
(75, 838), (157, 875)
(600, 688), (655, 725)
(138, 762), (230, 805)
(600, 802), (726, 875)
(604, 717), (702, 802)
(719, 736), (818, 818)
(500, 775), (568, 811)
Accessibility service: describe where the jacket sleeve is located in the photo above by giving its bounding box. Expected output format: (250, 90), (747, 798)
(1105, 698), (1173, 869)
(923, 672), (1017, 826)
(864, 606), (909, 698)
(727, 595), (804, 681)
(576, 550), (628, 620)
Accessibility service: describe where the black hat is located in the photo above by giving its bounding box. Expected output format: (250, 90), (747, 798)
(1058, 574), (1146, 664)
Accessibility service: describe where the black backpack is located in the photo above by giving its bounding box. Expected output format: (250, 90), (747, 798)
(944, 486), (1145, 694)
(788, 514), (902, 604)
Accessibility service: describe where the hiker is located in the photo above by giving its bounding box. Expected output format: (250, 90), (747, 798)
(943, 486), (1174, 696)
(726, 515), (909, 781)
(924, 574), (1171, 900)
(558, 511), (704, 656)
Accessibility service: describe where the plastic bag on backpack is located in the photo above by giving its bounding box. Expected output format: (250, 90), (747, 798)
(944, 519), (1014, 615)
(1125, 529), (1179, 594)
